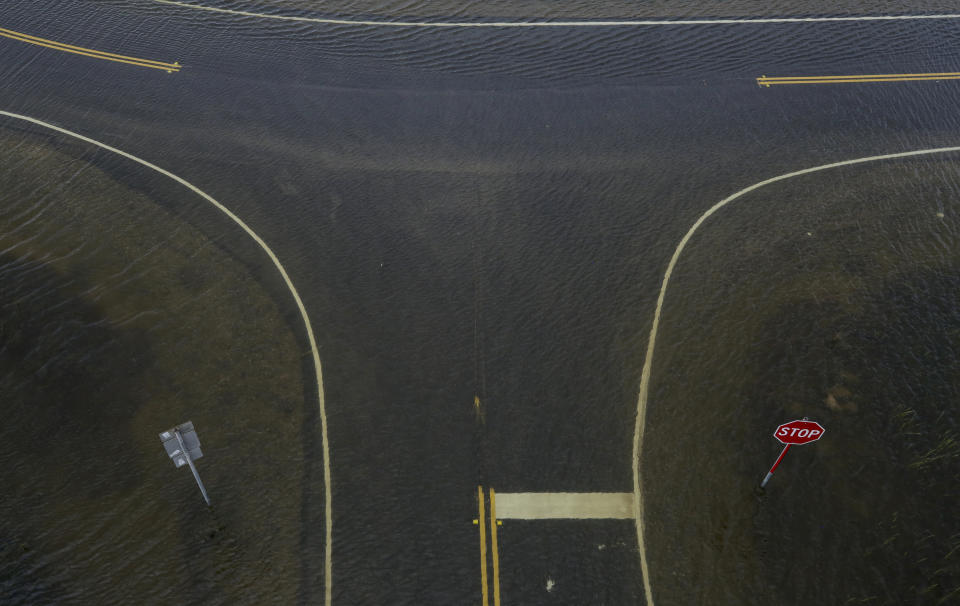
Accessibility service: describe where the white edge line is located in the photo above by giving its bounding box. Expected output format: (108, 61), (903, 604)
(631, 144), (960, 606)
(152, 1), (960, 28)
(0, 109), (333, 606)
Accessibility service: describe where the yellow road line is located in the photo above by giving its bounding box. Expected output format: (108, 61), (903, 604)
(763, 76), (960, 85)
(478, 486), (489, 606)
(0, 26), (178, 67)
(489, 488), (501, 606)
(758, 72), (960, 86)
(760, 75), (955, 82)
(1, 32), (178, 71)
(763, 71), (960, 80)
(0, 26), (180, 72)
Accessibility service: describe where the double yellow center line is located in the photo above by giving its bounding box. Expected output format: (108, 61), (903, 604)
(0, 26), (180, 72)
(476, 486), (501, 606)
(758, 71), (960, 86)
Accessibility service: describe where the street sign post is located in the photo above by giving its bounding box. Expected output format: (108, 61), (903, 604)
(760, 418), (825, 488)
(159, 421), (210, 505)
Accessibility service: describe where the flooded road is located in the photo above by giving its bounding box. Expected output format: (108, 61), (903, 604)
(1, 1), (958, 604)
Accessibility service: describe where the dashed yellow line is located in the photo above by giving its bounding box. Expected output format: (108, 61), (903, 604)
(0, 26), (180, 72)
(758, 72), (960, 86)
(478, 486), (489, 606)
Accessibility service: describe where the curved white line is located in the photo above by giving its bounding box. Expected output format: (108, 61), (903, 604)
(0, 109), (334, 606)
(153, 1), (960, 28)
(632, 144), (960, 606)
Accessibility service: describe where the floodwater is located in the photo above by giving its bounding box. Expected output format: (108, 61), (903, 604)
(1, 1), (958, 604)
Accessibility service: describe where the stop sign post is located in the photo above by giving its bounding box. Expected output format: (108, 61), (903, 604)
(760, 418), (825, 488)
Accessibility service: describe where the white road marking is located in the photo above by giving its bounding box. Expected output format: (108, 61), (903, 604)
(153, 2), (960, 28)
(633, 144), (960, 606)
(495, 492), (633, 519)
(0, 109), (334, 606)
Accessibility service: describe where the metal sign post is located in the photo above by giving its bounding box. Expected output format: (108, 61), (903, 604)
(159, 421), (210, 505)
(760, 417), (825, 488)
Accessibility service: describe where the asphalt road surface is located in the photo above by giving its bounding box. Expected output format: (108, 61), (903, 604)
(2, 2), (959, 604)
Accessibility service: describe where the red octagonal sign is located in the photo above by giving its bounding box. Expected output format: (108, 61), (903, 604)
(774, 419), (826, 445)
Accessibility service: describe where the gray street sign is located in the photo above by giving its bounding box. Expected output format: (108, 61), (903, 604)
(159, 421), (210, 505)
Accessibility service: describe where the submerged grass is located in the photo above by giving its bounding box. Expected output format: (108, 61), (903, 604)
(643, 157), (960, 605)
(909, 431), (959, 470)
(0, 127), (308, 604)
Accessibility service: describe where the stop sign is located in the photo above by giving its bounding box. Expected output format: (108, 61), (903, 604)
(774, 419), (825, 445)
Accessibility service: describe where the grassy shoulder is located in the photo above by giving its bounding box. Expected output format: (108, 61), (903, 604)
(641, 158), (960, 605)
(0, 128), (309, 604)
